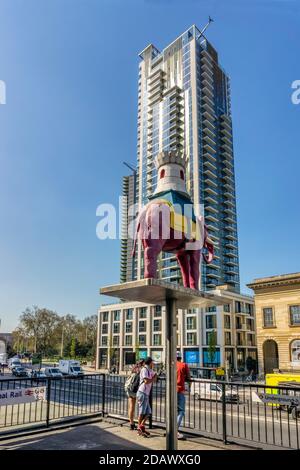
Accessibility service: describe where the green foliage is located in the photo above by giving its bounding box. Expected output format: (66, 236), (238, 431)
(208, 330), (217, 363)
(12, 307), (98, 360)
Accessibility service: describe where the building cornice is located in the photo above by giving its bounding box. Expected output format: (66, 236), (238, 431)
(247, 272), (300, 291)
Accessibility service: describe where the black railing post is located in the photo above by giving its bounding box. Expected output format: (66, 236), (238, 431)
(149, 388), (153, 429)
(222, 382), (227, 444)
(46, 377), (51, 427)
(102, 373), (106, 416)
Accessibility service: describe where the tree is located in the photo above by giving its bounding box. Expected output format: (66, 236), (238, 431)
(12, 307), (98, 361)
(107, 334), (116, 367)
(135, 340), (140, 361)
(208, 330), (217, 364)
(70, 338), (77, 359)
(17, 307), (61, 355)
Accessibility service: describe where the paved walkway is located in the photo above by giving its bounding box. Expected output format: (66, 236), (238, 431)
(0, 419), (249, 451)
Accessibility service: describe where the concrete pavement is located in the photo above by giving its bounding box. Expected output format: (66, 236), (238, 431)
(0, 419), (249, 451)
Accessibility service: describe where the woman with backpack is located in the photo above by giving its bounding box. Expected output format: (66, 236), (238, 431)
(125, 359), (145, 430)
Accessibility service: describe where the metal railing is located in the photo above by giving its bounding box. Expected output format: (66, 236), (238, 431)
(0, 374), (299, 449)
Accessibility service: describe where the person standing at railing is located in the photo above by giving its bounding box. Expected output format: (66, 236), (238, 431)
(136, 357), (157, 437)
(176, 352), (191, 440)
(124, 359), (145, 430)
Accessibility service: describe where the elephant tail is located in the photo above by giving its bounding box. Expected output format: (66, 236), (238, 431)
(131, 221), (140, 258)
(131, 205), (148, 258)
(202, 225), (214, 264)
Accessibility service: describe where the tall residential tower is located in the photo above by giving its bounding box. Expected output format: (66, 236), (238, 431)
(126, 25), (240, 292)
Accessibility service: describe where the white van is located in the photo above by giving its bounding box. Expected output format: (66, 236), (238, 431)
(8, 357), (22, 370)
(190, 380), (239, 403)
(44, 367), (63, 379)
(58, 360), (83, 377)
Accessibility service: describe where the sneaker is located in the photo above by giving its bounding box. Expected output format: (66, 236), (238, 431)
(177, 432), (185, 440)
(130, 423), (136, 431)
(137, 427), (150, 438)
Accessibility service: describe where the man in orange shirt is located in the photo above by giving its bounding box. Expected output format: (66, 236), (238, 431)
(176, 352), (191, 440)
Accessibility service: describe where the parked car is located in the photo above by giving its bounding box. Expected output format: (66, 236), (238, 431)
(44, 367), (63, 379)
(12, 367), (28, 377)
(8, 357), (22, 370)
(190, 380), (239, 403)
(30, 370), (47, 382)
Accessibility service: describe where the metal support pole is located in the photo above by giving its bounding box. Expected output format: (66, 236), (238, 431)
(46, 377), (51, 427)
(101, 373), (106, 416)
(165, 297), (177, 450)
(222, 382), (227, 444)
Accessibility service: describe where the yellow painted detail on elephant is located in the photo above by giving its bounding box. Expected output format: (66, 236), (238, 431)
(147, 199), (201, 240)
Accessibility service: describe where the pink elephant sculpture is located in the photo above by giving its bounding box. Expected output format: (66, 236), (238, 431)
(132, 150), (214, 290)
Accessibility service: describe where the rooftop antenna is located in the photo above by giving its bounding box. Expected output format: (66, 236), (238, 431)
(196, 16), (214, 41)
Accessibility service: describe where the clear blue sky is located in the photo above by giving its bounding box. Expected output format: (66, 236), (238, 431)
(0, 0), (299, 332)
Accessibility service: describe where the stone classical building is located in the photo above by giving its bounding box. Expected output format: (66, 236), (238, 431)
(96, 285), (256, 373)
(248, 273), (300, 374)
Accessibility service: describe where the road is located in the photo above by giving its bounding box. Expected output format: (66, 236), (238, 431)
(0, 374), (299, 449)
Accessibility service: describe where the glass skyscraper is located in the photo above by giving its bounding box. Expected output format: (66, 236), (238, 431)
(123, 25), (240, 292)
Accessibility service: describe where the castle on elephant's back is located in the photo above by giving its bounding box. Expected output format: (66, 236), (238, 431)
(121, 24), (240, 293)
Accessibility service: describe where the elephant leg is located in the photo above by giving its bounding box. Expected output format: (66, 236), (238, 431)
(189, 249), (201, 290)
(176, 251), (190, 288)
(143, 239), (165, 279)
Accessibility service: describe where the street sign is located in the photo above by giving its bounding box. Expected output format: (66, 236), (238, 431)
(252, 391), (300, 406)
(0, 386), (46, 406)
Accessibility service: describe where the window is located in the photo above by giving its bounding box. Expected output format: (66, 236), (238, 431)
(186, 317), (196, 330)
(139, 320), (146, 332)
(153, 334), (161, 346)
(263, 307), (274, 327)
(154, 305), (162, 317)
(125, 335), (132, 346)
(113, 323), (120, 334)
(291, 339), (300, 363)
(187, 332), (197, 346)
(207, 306), (216, 313)
(235, 301), (243, 313)
(153, 319), (161, 332)
(245, 303), (254, 315)
(180, 170), (184, 180)
(113, 336), (119, 346)
(225, 332), (231, 346)
(101, 336), (108, 346)
(160, 169), (165, 179)
(224, 304), (231, 313)
(224, 315), (231, 329)
(102, 311), (109, 322)
(125, 322), (133, 333)
(113, 310), (120, 322)
(102, 324), (108, 334)
(139, 307), (147, 318)
(139, 334), (146, 346)
(125, 309), (133, 321)
(290, 306), (300, 326)
(206, 315), (216, 329)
